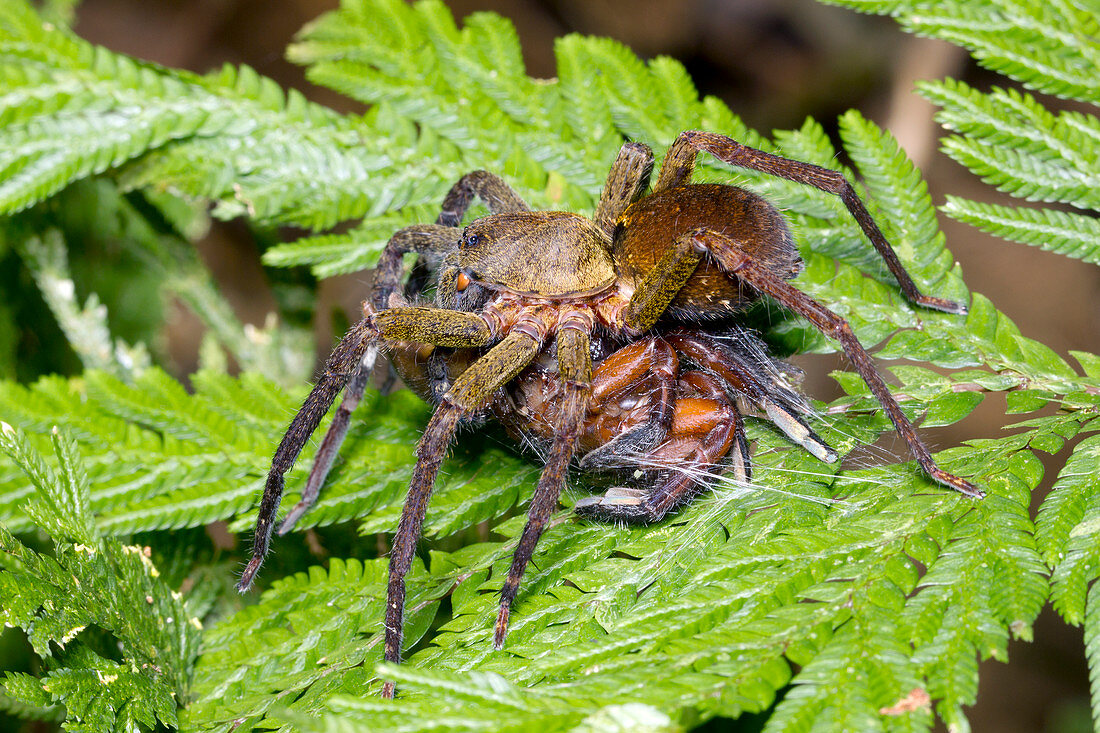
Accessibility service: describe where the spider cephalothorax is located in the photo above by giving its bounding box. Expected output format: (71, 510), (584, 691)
(238, 131), (982, 698)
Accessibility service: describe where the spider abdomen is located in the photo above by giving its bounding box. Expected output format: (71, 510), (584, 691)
(614, 184), (802, 321)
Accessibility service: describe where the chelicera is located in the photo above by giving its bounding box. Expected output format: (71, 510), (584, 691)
(238, 131), (982, 697)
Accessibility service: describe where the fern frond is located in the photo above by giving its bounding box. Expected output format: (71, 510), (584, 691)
(289, 0), (602, 198)
(0, 369), (541, 540)
(0, 422), (200, 731)
(0, 423), (96, 544)
(920, 80), (1099, 164)
(917, 79), (1100, 210)
(940, 133), (1096, 208)
(822, 3), (1100, 273)
(262, 207), (436, 278)
(0, 370), (293, 532)
(0, 675), (65, 723)
(822, 0), (1100, 103)
(14, 229), (150, 378)
(1037, 433), (1100, 624)
(941, 196), (1100, 266)
(0, 5), (462, 229)
(182, 556), (441, 729)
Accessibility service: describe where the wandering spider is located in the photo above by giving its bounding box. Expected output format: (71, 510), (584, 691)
(238, 131), (982, 697)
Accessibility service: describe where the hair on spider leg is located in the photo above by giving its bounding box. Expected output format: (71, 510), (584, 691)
(566, 461), (852, 585)
(570, 458), (838, 562)
(595, 446), (874, 506)
(704, 325), (808, 385)
(806, 391), (954, 468)
(505, 420), (554, 464)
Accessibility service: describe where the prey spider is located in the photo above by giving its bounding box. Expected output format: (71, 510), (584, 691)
(238, 131), (982, 698)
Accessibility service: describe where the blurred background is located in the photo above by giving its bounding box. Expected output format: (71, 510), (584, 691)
(10, 0), (1100, 729)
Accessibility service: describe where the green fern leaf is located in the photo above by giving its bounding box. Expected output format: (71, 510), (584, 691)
(0, 369), (540, 541)
(0, 423), (95, 544)
(262, 208), (436, 278)
(823, 3), (1100, 287)
(0, 4), (466, 229)
(183, 556), (441, 729)
(0, 422), (200, 731)
(941, 196), (1100, 266)
(1086, 581), (1100, 730)
(1038, 433), (1100, 625)
(824, 0), (1100, 103)
(938, 133), (1097, 209)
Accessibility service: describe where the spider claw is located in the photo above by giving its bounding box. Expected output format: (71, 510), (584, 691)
(575, 486), (647, 509)
(605, 486), (647, 501)
(578, 441), (640, 472)
(575, 487), (653, 522)
(730, 432), (752, 485)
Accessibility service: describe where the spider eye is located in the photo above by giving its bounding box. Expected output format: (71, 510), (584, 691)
(466, 234), (480, 247)
(456, 271), (471, 292)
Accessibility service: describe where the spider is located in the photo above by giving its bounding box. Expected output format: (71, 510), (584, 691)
(238, 131), (982, 698)
(388, 325), (827, 521)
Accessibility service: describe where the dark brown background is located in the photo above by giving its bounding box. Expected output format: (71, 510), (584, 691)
(72, 1), (1100, 729)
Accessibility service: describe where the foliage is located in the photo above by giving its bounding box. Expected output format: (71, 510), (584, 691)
(0, 422), (200, 731)
(0, 0), (1097, 732)
(821, 0), (1100, 266)
(822, 0), (1100, 726)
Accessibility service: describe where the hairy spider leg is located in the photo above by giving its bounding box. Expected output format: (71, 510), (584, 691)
(667, 328), (808, 411)
(436, 170), (532, 227)
(576, 370), (746, 522)
(237, 317), (374, 589)
(691, 228), (982, 498)
(665, 331), (837, 463)
(277, 174), (534, 535)
(578, 337), (679, 472)
(656, 130), (968, 315)
(277, 348), (376, 535)
(382, 326), (547, 698)
(493, 319), (592, 650)
(594, 142), (654, 237)
(278, 227), (452, 535)
(238, 307), (496, 592)
(677, 371), (752, 487)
